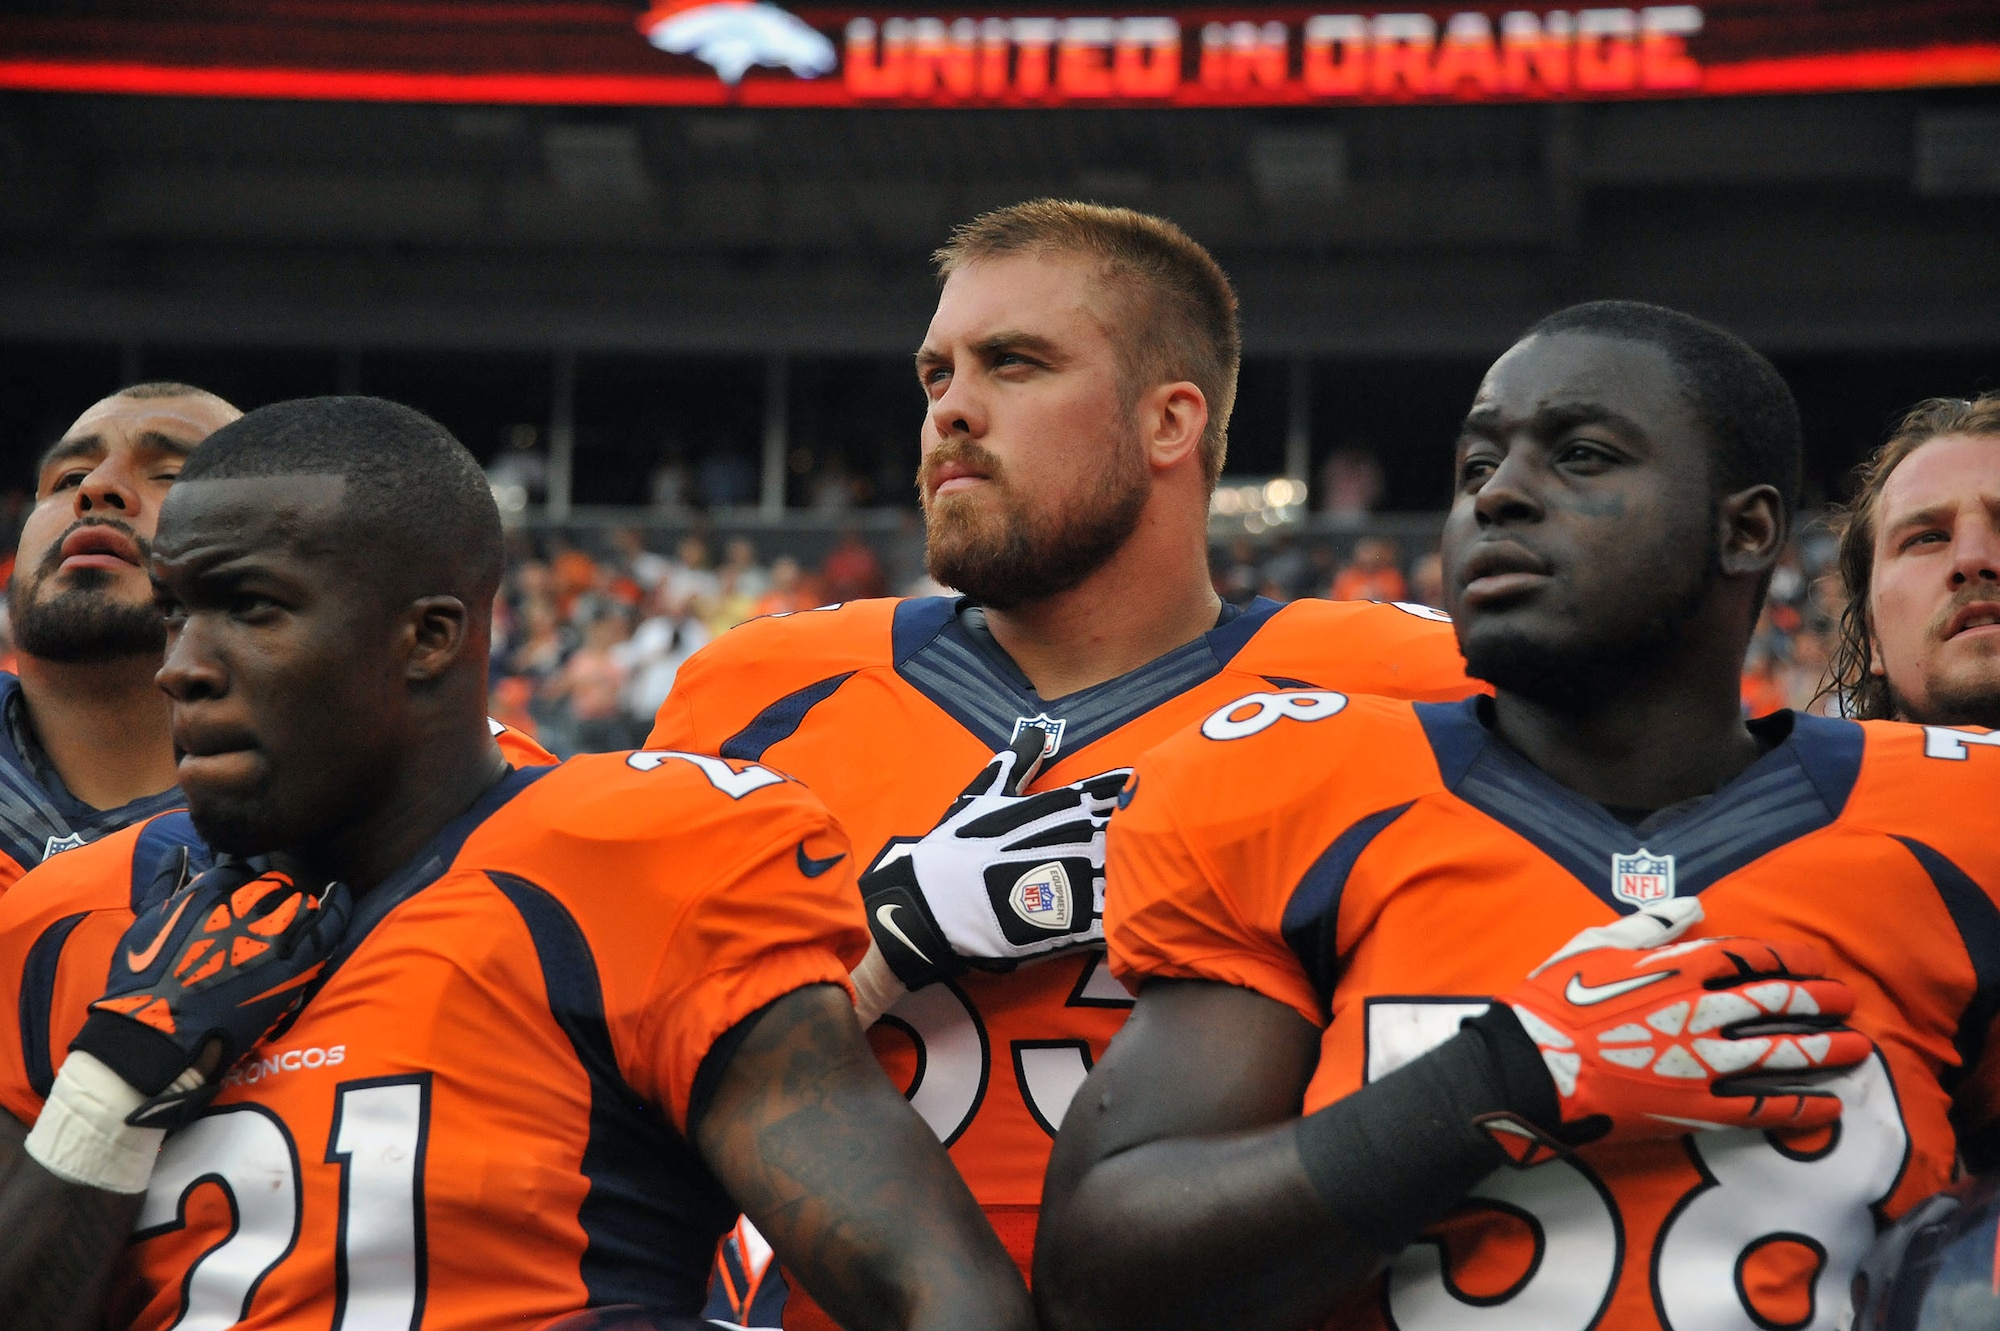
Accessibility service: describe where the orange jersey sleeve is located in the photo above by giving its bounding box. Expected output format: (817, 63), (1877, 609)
(485, 750), (868, 1132)
(646, 601), (896, 755)
(0, 814), (205, 1126)
(1230, 599), (1475, 704)
(492, 716), (557, 767)
(1106, 689), (1436, 1027)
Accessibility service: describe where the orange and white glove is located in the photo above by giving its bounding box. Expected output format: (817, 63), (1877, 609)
(1472, 899), (1872, 1163)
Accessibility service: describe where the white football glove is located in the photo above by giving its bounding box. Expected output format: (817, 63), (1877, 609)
(853, 730), (1130, 1023)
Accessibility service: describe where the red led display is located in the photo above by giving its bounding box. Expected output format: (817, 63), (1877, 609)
(0, 1), (1992, 106)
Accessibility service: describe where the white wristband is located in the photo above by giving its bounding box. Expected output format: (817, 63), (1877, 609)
(851, 944), (910, 1028)
(24, 1051), (200, 1194)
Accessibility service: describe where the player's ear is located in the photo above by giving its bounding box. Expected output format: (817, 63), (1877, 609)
(403, 595), (469, 684)
(1142, 381), (1208, 474)
(1716, 483), (1785, 580)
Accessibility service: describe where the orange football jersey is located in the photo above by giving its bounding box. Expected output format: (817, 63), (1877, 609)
(0, 720), (555, 1128)
(649, 593), (1473, 1311)
(1110, 691), (2000, 1331)
(4, 742), (864, 1330)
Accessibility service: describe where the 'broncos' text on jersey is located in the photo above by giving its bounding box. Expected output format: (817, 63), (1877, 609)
(0, 733), (876, 1329)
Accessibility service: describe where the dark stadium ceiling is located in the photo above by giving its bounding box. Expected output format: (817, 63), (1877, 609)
(0, 86), (1995, 355)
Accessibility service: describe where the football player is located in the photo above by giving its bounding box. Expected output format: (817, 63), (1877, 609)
(1829, 390), (2000, 728)
(0, 397), (1029, 1331)
(650, 199), (1475, 1327)
(1037, 301), (2000, 1331)
(0, 384), (239, 891)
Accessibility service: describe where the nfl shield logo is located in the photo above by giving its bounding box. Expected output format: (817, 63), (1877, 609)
(42, 832), (86, 860)
(1009, 862), (1073, 931)
(1011, 713), (1067, 760)
(1611, 849), (1675, 907)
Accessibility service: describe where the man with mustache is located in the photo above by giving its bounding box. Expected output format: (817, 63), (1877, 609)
(648, 199), (1474, 1328)
(0, 401), (555, 1287)
(0, 395), (1029, 1331)
(0, 383), (241, 890)
(1828, 390), (2000, 729)
(1036, 301), (2000, 1331)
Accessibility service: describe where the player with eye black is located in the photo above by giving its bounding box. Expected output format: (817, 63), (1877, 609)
(0, 396), (1029, 1331)
(1037, 301), (2000, 1331)
(650, 199), (1476, 1329)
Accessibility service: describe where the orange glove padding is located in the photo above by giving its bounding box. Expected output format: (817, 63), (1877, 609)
(1481, 902), (1870, 1162)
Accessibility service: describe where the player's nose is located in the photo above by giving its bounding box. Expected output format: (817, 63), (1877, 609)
(1947, 515), (2000, 586)
(74, 458), (139, 518)
(927, 371), (982, 443)
(156, 618), (226, 703)
(1471, 448), (1545, 528)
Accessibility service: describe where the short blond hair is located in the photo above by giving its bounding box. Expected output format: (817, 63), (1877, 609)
(935, 199), (1240, 492)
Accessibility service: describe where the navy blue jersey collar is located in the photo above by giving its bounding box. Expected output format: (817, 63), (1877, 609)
(1413, 697), (1865, 909)
(0, 673), (185, 870)
(891, 596), (1283, 760)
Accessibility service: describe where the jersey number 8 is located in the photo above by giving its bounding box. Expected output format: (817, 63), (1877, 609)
(1200, 691), (1349, 742)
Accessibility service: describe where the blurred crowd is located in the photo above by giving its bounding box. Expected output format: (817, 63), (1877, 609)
(490, 523), (944, 755)
(493, 511), (1852, 757)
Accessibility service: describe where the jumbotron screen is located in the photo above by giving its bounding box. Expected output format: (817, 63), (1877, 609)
(1, 0), (1995, 107)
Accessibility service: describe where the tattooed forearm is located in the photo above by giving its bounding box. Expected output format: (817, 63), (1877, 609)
(0, 1113), (141, 1331)
(697, 984), (1030, 1331)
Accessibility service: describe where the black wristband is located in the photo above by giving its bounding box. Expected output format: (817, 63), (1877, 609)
(1293, 1013), (1546, 1254)
(70, 1010), (193, 1096)
(1462, 1002), (1562, 1132)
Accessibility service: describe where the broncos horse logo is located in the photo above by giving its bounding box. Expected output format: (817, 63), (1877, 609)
(638, 0), (839, 85)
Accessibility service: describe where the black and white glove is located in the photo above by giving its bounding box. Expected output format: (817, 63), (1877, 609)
(852, 730), (1129, 1023)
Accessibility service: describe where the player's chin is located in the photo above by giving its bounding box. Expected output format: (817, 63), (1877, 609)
(1920, 660), (2000, 729)
(181, 757), (285, 854)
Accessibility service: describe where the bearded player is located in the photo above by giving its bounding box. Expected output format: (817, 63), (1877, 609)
(1038, 301), (2000, 1331)
(0, 394), (553, 1262)
(1829, 390), (2000, 730)
(0, 397), (1028, 1331)
(0, 383), (240, 891)
(648, 199), (1473, 1327)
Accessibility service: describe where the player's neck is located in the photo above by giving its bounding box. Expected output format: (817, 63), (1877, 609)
(982, 513), (1221, 701)
(1490, 661), (1764, 816)
(14, 652), (178, 810)
(280, 720), (511, 894)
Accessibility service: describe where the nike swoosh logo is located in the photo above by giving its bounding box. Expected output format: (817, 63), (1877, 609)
(1116, 775), (1139, 810)
(875, 904), (932, 966)
(796, 844), (846, 879)
(1564, 969), (1675, 1006)
(126, 894), (195, 973)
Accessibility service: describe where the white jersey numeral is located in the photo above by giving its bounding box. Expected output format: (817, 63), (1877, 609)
(1922, 726), (2000, 761)
(139, 1107), (301, 1331)
(1200, 691), (1349, 742)
(1366, 1000), (1908, 1331)
(327, 1077), (430, 1330)
(139, 1081), (434, 1330)
(626, 750), (787, 799)
(880, 950), (1132, 1145)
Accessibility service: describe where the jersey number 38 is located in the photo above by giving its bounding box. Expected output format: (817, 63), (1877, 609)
(1368, 999), (1907, 1331)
